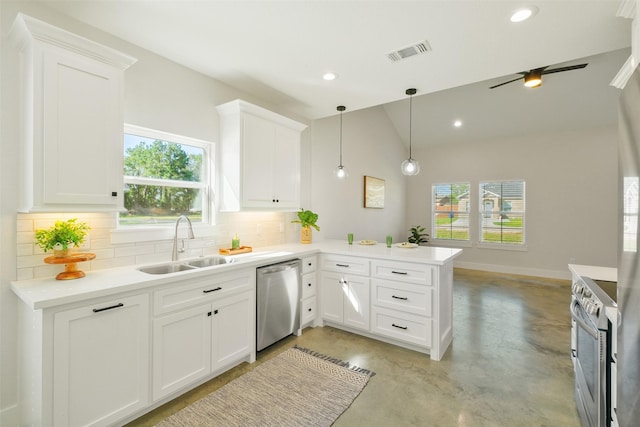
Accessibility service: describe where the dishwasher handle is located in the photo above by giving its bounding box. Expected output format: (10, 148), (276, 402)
(257, 260), (300, 275)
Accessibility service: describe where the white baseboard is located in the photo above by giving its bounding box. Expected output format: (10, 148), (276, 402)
(0, 403), (18, 426)
(453, 261), (571, 281)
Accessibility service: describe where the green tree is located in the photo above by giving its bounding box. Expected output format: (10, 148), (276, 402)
(124, 140), (202, 215)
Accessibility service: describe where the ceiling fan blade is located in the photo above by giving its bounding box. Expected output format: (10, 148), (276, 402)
(541, 63), (588, 75)
(489, 76), (524, 89)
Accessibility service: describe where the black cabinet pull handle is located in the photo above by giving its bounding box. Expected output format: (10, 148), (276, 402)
(392, 323), (408, 330)
(336, 263), (349, 267)
(203, 287), (222, 293)
(392, 295), (408, 300)
(308, 262), (312, 266)
(391, 271), (408, 275)
(308, 308), (312, 312)
(111, 191), (118, 197)
(93, 303), (123, 313)
(307, 283), (312, 287)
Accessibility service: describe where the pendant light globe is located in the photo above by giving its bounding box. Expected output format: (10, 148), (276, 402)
(401, 88), (420, 176)
(335, 105), (348, 179)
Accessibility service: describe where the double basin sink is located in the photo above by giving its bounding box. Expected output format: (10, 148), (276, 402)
(138, 256), (234, 275)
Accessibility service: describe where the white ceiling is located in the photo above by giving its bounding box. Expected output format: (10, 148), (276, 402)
(41, 0), (632, 147)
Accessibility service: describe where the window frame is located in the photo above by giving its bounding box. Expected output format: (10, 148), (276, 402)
(477, 179), (526, 250)
(118, 124), (215, 232)
(431, 182), (472, 246)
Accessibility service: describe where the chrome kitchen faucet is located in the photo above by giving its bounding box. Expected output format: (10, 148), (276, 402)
(172, 215), (195, 261)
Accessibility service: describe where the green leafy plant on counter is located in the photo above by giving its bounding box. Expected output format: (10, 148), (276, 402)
(291, 209), (320, 231)
(35, 218), (90, 252)
(408, 225), (430, 245)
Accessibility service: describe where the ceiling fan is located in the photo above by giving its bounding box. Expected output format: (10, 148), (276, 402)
(489, 63), (588, 89)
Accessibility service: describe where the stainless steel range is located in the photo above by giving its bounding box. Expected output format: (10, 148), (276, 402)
(570, 275), (618, 427)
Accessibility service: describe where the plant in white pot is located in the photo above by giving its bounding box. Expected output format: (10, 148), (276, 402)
(35, 218), (90, 257)
(291, 209), (319, 244)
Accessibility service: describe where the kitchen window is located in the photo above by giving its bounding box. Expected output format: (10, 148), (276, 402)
(432, 183), (470, 242)
(120, 124), (212, 227)
(479, 180), (525, 246)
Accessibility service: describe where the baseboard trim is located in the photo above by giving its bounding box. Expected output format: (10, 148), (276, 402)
(1, 403), (18, 426)
(453, 261), (571, 280)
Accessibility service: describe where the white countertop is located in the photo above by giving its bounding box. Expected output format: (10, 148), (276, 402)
(12, 240), (462, 310)
(568, 263), (618, 282)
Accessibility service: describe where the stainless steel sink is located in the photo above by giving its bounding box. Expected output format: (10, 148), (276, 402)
(185, 256), (232, 268)
(138, 263), (198, 275)
(137, 256), (233, 274)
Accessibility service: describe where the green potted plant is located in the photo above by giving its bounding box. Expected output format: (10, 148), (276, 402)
(35, 218), (90, 257)
(408, 225), (430, 245)
(291, 209), (319, 244)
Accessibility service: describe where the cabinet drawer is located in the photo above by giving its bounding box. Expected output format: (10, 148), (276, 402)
(154, 271), (252, 315)
(371, 278), (432, 317)
(371, 260), (433, 285)
(301, 273), (316, 299)
(301, 296), (316, 326)
(301, 256), (317, 275)
(321, 254), (369, 276)
(371, 306), (431, 348)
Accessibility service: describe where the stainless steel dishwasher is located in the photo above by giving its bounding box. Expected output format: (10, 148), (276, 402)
(256, 259), (301, 351)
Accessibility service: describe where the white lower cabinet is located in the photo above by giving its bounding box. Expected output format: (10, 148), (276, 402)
(300, 256), (318, 327)
(52, 294), (150, 427)
(152, 270), (254, 402)
(319, 254), (453, 361)
(320, 271), (370, 331)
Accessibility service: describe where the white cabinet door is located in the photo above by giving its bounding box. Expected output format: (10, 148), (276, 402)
(41, 49), (123, 208)
(343, 275), (370, 331)
(272, 125), (300, 207)
(152, 305), (212, 401)
(53, 294), (149, 427)
(321, 272), (345, 324)
(211, 291), (254, 371)
(320, 272), (370, 331)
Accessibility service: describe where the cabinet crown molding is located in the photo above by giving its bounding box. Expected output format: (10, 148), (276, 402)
(9, 13), (137, 70)
(216, 99), (308, 132)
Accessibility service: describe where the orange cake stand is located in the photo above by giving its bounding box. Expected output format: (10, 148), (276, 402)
(44, 253), (96, 280)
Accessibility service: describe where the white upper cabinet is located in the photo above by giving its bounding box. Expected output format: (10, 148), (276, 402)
(9, 14), (137, 212)
(216, 100), (307, 211)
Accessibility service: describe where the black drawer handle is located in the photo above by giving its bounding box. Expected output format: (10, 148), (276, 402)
(308, 308), (312, 312)
(392, 323), (408, 330)
(391, 271), (408, 275)
(93, 303), (124, 313)
(307, 283), (312, 287)
(392, 295), (408, 301)
(336, 263), (350, 268)
(203, 287), (222, 293)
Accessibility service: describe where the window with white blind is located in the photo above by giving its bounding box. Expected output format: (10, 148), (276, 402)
(432, 183), (471, 241)
(479, 180), (525, 245)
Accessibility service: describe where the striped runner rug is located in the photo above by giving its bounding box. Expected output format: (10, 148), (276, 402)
(156, 345), (375, 426)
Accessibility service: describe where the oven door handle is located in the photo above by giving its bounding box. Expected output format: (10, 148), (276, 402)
(570, 301), (599, 339)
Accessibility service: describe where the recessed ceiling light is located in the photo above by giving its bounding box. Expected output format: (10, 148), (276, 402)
(510, 6), (538, 23)
(453, 120), (462, 128)
(323, 72), (338, 81)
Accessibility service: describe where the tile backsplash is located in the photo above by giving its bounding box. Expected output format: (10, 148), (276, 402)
(17, 211), (299, 281)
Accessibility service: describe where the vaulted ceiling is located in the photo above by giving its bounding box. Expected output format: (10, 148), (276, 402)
(42, 1), (632, 147)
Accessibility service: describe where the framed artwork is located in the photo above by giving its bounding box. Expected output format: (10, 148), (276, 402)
(364, 176), (385, 208)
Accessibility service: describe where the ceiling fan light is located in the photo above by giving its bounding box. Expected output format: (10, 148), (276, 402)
(524, 71), (542, 88)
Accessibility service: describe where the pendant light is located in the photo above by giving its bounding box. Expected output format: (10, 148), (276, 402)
(334, 105), (348, 179)
(401, 88), (420, 176)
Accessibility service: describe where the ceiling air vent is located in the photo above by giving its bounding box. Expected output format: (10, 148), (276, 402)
(387, 40), (432, 62)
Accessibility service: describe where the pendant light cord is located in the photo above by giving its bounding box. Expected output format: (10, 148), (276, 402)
(409, 93), (413, 159)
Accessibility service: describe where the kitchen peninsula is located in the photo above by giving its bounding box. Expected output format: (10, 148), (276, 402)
(11, 241), (461, 426)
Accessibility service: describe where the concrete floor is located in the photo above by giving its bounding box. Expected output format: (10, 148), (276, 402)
(128, 268), (580, 426)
